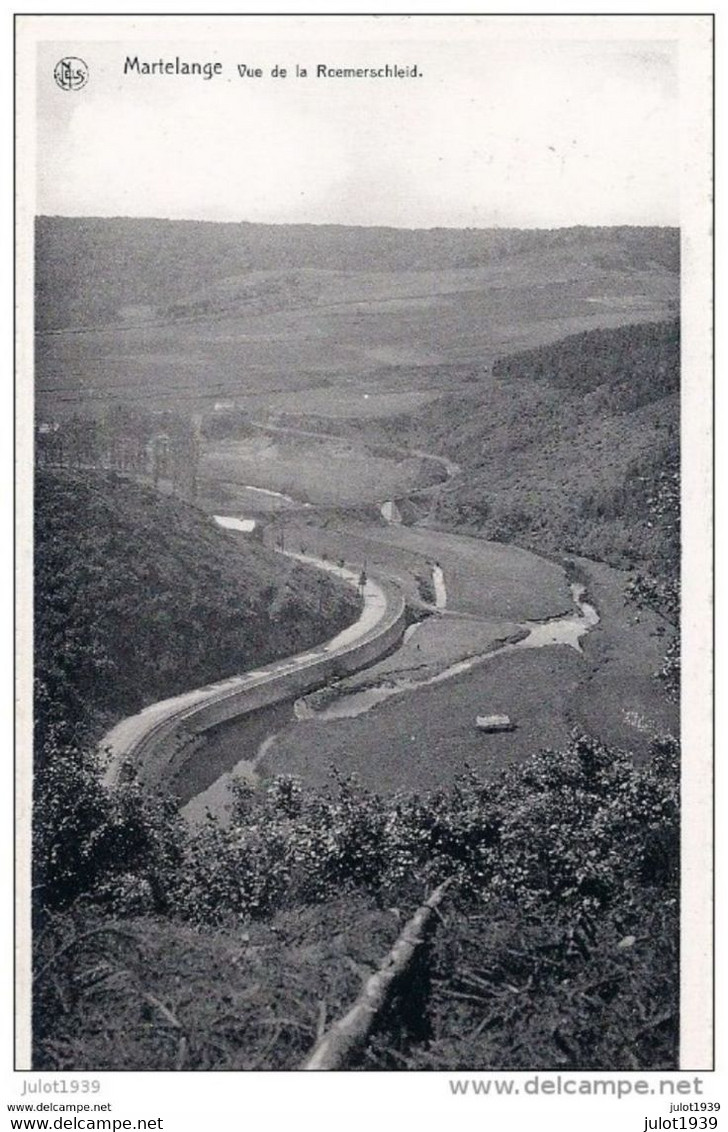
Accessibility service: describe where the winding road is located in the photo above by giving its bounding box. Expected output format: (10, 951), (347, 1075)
(100, 551), (406, 790)
(98, 416), (465, 791)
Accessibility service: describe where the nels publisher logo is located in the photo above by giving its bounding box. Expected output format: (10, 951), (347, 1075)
(53, 57), (89, 91)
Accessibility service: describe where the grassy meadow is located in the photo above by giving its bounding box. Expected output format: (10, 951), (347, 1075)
(199, 433), (441, 509)
(259, 554), (677, 794)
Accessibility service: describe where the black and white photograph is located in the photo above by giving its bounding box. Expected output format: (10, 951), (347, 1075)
(12, 9), (714, 1113)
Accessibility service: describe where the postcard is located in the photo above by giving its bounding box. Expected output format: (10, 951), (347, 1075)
(11, 11), (715, 1130)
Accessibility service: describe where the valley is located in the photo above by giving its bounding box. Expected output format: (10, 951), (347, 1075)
(181, 513), (675, 820)
(32, 217), (682, 1073)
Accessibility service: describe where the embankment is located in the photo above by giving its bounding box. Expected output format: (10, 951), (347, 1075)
(101, 559), (407, 792)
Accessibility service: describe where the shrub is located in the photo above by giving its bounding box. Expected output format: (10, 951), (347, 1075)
(33, 732), (187, 916)
(33, 732), (680, 1071)
(152, 732), (680, 928)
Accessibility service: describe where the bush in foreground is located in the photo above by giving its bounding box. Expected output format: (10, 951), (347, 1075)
(33, 732), (679, 1071)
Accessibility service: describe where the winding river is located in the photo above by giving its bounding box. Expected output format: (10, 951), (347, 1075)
(181, 581), (599, 825)
(293, 583), (597, 722)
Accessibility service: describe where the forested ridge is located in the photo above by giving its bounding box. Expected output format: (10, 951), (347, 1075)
(388, 319), (680, 621)
(36, 217), (678, 331)
(492, 318), (679, 404)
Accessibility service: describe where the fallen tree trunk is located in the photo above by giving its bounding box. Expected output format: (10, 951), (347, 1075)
(301, 878), (454, 1071)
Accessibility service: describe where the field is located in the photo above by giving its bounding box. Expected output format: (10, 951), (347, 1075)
(279, 516), (572, 620)
(35, 220), (678, 420)
(35, 285), (676, 420)
(259, 553), (677, 794)
(198, 433), (441, 508)
(260, 646), (585, 793)
(333, 615), (526, 690)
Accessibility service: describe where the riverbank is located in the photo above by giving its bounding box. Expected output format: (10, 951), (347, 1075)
(182, 543), (608, 816)
(101, 552), (406, 794)
(257, 553), (676, 793)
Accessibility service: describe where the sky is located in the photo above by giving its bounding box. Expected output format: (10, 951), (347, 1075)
(33, 21), (681, 229)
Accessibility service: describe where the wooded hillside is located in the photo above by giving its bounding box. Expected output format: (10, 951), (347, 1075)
(398, 320), (680, 617)
(35, 470), (359, 743)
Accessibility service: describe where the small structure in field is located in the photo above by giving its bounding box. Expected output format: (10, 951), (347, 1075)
(213, 515), (264, 542)
(214, 515), (257, 534)
(475, 714), (515, 733)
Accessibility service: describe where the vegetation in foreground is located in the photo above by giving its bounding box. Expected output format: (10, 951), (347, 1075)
(34, 733), (678, 1070)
